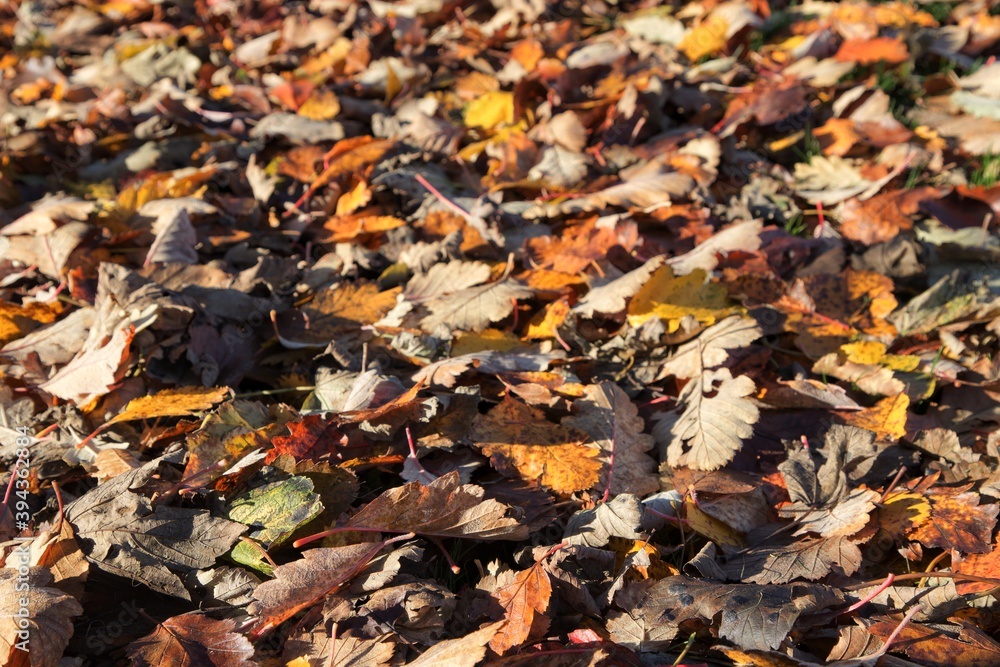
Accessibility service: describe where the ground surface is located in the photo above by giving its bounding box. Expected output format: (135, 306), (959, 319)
(2, 0), (1000, 666)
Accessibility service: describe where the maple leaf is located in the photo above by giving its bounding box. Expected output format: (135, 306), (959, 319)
(489, 561), (553, 654)
(472, 395), (601, 494)
(563, 382), (658, 497)
(909, 488), (999, 554)
(0, 568), (82, 667)
(275, 282), (401, 349)
(127, 612), (256, 667)
(346, 472), (531, 541)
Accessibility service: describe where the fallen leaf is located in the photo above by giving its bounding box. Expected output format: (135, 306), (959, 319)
(108, 386), (231, 424)
(563, 382), (659, 497)
(127, 613), (256, 667)
(0, 568), (83, 667)
(472, 396), (601, 494)
(346, 472), (531, 541)
(657, 368), (760, 471)
(488, 562), (552, 654)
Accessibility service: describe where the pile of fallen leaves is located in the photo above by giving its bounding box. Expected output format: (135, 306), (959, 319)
(2, 0), (1000, 665)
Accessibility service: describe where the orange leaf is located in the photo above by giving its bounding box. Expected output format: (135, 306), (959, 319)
(472, 396), (600, 493)
(909, 489), (999, 554)
(108, 386), (232, 425)
(489, 562), (552, 654)
(834, 37), (910, 65)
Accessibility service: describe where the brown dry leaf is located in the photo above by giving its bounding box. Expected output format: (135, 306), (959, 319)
(40, 324), (135, 407)
(107, 386), (231, 424)
(909, 489), (999, 554)
(489, 562), (552, 654)
(524, 220), (620, 274)
(297, 137), (396, 203)
(472, 395), (600, 494)
(34, 519), (90, 600)
(405, 621), (504, 667)
(420, 278), (532, 335)
(628, 576), (843, 651)
(954, 534), (1000, 593)
(657, 368), (760, 471)
(0, 568), (82, 667)
(248, 541), (392, 636)
(127, 612), (256, 667)
(838, 188), (941, 244)
(865, 616), (1000, 666)
(563, 382), (658, 497)
(525, 161), (695, 218)
(347, 471), (530, 540)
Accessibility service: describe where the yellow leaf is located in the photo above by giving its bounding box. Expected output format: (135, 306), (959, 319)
(881, 354), (920, 372)
(841, 341), (887, 365)
(465, 91), (515, 131)
(627, 266), (736, 332)
(384, 61), (402, 102)
(453, 329), (527, 356)
(297, 89), (341, 120)
(843, 394), (909, 440)
(683, 498), (745, 549)
(879, 490), (932, 539)
(108, 386), (232, 425)
(679, 16), (729, 62)
(524, 299), (570, 341)
(0, 301), (62, 346)
(335, 181), (372, 216)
